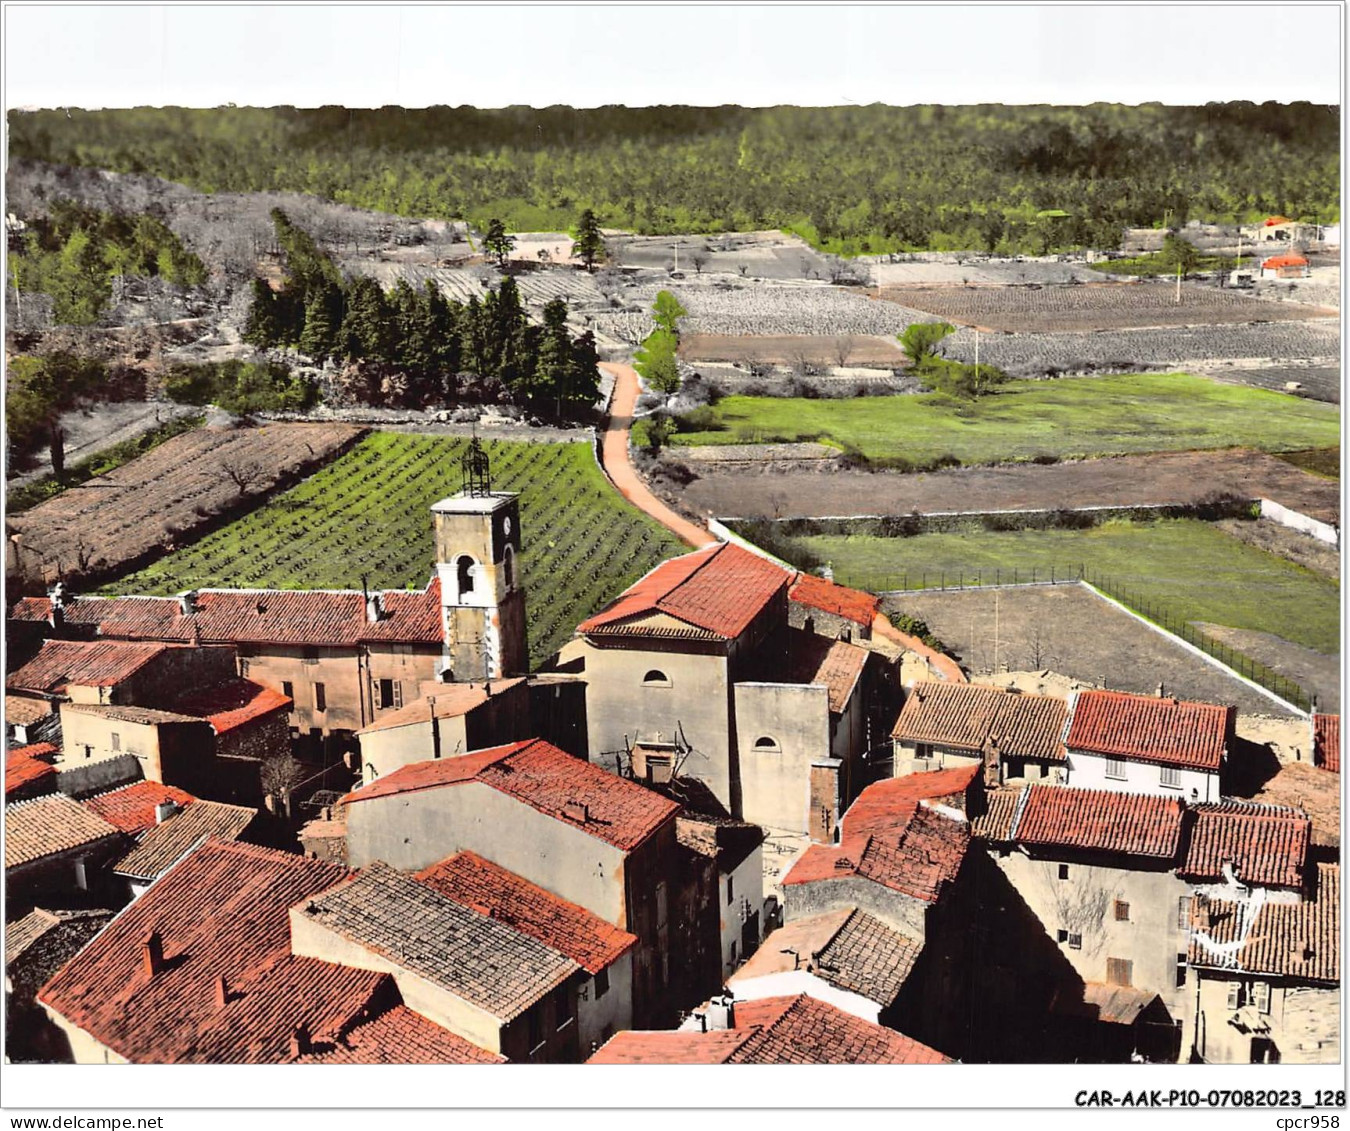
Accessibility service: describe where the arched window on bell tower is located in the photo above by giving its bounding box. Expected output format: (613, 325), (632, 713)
(456, 555), (476, 597)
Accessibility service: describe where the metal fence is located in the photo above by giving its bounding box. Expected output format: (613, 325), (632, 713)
(867, 562), (1311, 712)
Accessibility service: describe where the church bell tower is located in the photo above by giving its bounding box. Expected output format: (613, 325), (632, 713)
(431, 438), (527, 680)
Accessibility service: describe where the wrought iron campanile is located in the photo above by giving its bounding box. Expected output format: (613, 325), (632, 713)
(460, 435), (492, 497)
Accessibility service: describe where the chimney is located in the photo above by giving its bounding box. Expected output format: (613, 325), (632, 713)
(213, 974), (230, 1010)
(981, 736), (1001, 789)
(430, 697), (442, 759)
(178, 589), (198, 616)
(47, 581), (67, 629)
(1156, 681), (1166, 697)
(288, 1023), (311, 1058)
(155, 799), (180, 825)
(365, 592), (384, 623)
(705, 993), (735, 1031)
(142, 931), (165, 980)
(254, 599), (267, 615)
(808, 759), (842, 844)
(563, 801), (589, 824)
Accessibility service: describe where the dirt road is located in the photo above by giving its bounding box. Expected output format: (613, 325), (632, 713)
(597, 363), (717, 550)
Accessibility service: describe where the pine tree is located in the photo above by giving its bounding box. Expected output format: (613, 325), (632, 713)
(298, 283), (341, 361)
(339, 276), (392, 360)
(482, 218), (515, 269)
(242, 278), (284, 348)
(574, 209), (605, 271)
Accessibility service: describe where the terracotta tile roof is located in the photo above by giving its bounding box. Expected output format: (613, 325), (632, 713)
(295, 861), (577, 1021)
(343, 738), (680, 852)
(1262, 254), (1309, 268)
(577, 542), (789, 640)
(1190, 864), (1338, 985)
(1264, 216), (1294, 226)
(587, 1028), (755, 1064)
(784, 802), (969, 903)
(1255, 761), (1339, 849)
(82, 782), (199, 835)
(730, 994), (950, 1064)
(6, 640), (177, 696)
(6, 743), (59, 800)
(732, 908), (921, 1007)
(970, 787), (1026, 843)
(1050, 982), (1164, 1026)
(37, 840), (394, 1063)
(5, 792), (123, 869)
(114, 801), (257, 881)
(61, 702), (200, 726)
(415, 851), (637, 975)
(296, 1005), (505, 1064)
(588, 994), (949, 1064)
(1065, 690), (1231, 771)
(1180, 801), (1310, 889)
(1314, 715), (1339, 773)
(1014, 785), (1183, 860)
(843, 766), (980, 838)
(778, 630), (868, 714)
(10, 581), (443, 648)
(6, 695), (53, 726)
(788, 573), (880, 628)
(169, 680), (292, 735)
(894, 682), (1068, 762)
(358, 677), (527, 734)
(5, 907), (113, 968)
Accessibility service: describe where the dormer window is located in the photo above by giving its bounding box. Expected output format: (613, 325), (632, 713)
(642, 670), (671, 688)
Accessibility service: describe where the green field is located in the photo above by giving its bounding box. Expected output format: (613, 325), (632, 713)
(105, 433), (687, 669)
(776, 519), (1339, 656)
(670, 373), (1340, 468)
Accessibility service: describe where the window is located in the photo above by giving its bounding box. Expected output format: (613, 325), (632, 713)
(554, 986), (574, 1032)
(1105, 758), (1127, 780)
(1160, 765), (1182, 789)
(642, 670), (671, 687)
(754, 735), (780, 752)
(1178, 896), (1192, 931)
(313, 683), (326, 713)
(1175, 953), (1188, 989)
(456, 555), (476, 596)
(504, 546), (515, 590)
(1106, 958), (1133, 987)
(282, 681), (294, 701)
(1226, 981), (1243, 1010)
(1058, 864), (1070, 880)
(110, 733), (121, 751)
(1251, 981), (1271, 1014)
(727, 875), (734, 907)
(1068, 933), (1082, 950)
(593, 968), (609, 1000)
(378, 678), (397, 709)
(1113, 900), (1130, 922)
(239, 659), (250, 677)
(1056, 929), (1068, 942)
(729, 940), (738, 967)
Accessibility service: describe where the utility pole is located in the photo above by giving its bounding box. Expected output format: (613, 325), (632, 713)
(1176, 261), (1182, 304)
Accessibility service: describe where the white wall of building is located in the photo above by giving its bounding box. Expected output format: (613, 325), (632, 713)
(1066, 750), (1218, 802)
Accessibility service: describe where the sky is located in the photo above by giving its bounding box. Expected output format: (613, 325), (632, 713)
(3, 3), (1343, 109)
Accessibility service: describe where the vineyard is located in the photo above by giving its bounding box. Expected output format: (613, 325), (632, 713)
(8, 423), (365, 588)
(668, 372), (1341, 466)
(103, 433), (688, 669)
(874, 282), (1337, 333)
(679, 334), (906, 367)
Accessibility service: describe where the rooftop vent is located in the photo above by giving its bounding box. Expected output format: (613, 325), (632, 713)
(563, 801), (589, 824)
(142, 931), (165, 980)
(155, 799), (180, 825)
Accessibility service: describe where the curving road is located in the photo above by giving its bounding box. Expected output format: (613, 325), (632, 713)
(597, 362), (718, 551)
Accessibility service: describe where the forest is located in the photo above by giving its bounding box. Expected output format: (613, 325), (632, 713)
(6, 103), (1339, 256)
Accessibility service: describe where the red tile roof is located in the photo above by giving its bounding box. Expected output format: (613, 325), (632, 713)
(37, 840), (388, 1063)
(842, 765), (979, 839)
(343, 738), (680, 851)
(1264, 216), (1294, 226)
(1190, 863), (1338, 985)
(169, 679), (292, 735)
(1180, 801), (1310, 889)
(894, 682), (1068, 762)
(82, 781), (198, 835)
(9, 581), (443, 648)
(6, 640), (177, 695)
(588, 994), (949, 1064)
(1014, 785), (1183, 859)
(296, 1005), (505, 1064)
(1262, 254), (1309, 268)
(1255, 761), (1339, 850)
(6, 743), (59, 799)
(970, 787), (1026, 843)
(6, 793), (123, 869)
(357, 677), (526, 734)
(577, 542), (789, 640)
(788, 573), (880, 628)
(1065, 690), (1231, 771)
(5, 695), (53, 726)
(1314, 715), (1339, 773)
(784, 802), (970, 903)
(780, 630), (868, 714)
(415, 851), (638, 974)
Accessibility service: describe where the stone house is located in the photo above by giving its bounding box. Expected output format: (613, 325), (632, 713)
(1063, 690), (1232, 802)
(340, 737), (718, 1028)
(1187, 863), (1338, 1064)
(5, 792), (125, 913)
(669, 804), (765, 978)
(574, 542), (900, 838)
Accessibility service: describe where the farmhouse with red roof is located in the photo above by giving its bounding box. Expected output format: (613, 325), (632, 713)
(575, 541), (902, 837)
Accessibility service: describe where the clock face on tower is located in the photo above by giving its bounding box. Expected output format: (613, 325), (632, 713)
(504, 516), (513, 537)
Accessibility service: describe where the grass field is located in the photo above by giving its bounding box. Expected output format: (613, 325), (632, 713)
(669, 372), (1339, 468)
(105, 433), (687, 669)
(1276, 446), (1340, 480)
(775, 519), (1339, 656)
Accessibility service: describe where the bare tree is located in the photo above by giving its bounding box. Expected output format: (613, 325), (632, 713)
(692, 252), (707, 275)
(261, 753), (304, 816)
(768, 490), (790, 519)
(219, 456), (266, 494)
(1021, 624), (1058, 671)
(789, 349), (811, 380)
(832, 336), (855, 370)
